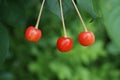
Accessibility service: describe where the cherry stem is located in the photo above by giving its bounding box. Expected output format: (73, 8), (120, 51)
(72, 0), (88, 32)
(59, 0), (67, 37)
(35, 0), (45, 29)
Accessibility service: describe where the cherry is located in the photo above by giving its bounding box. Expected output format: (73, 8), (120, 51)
(78, 31), (95, 46)
(57, 37), (73, 52)
(25, 26), (42, 42)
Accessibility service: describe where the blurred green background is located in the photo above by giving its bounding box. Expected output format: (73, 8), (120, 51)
(0, 0), (120, 80)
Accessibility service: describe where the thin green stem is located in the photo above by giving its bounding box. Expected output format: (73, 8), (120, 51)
(59, 0), (67, 37)
(35, 0), (45, 29)
(72, 0), (88, 32)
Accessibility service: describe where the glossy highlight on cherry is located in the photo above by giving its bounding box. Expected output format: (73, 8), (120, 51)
(25, 26), (42, 42)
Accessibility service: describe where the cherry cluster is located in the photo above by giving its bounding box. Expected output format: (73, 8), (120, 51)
(25, 0), (95, 53)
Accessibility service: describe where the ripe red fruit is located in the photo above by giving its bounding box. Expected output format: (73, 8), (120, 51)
(57, 37), (73, 52)
(25, 26), (42, 42)
(78, 31), (95, 46)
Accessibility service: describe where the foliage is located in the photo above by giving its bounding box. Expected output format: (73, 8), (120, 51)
(0, 24), (9, 65)
(100, 0), (120, 48)
(0, 0), (120, 80)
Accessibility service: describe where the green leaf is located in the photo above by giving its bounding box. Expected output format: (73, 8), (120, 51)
(100, 0), (120, 48)
(107, 43), (120, 55)
(0, 1), (26, 27)
(77, 0), (98, 18)
(46, 0), (60, 18)
(46, 0), (73, 18)
(46, 0), (98, 19)
(0, 24), (9, 65)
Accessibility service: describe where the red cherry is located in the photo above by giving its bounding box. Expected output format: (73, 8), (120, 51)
(25, 26), (42, 42)
(57, 37), (73, 52)
(78, 31), (95, 46)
